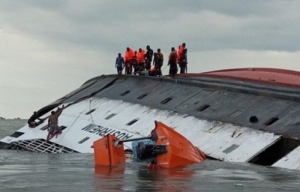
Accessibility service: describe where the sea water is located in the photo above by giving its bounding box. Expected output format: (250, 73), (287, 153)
(1, 119), (300, 192)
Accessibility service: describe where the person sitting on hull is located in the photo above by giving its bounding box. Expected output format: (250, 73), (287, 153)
(47, 105), (65, 141)
(28, 111), (44, 128)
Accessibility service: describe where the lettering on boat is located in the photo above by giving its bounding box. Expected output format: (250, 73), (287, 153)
(81, 124), (133, 140)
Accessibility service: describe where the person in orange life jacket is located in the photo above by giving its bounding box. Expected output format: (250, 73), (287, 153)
(124, 47), (134, 75)
(153, 48), (164, 76)
(177, 45), (182, 64)
(179, 43), (187, 73)
(115, 53), (125, 75)
(132, 51), (138, 75)
(168, 47), (178, 76)
(137, 48), (146, 75)
(145, 45), (153, 70)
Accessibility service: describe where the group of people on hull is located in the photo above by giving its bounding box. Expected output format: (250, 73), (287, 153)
(115, 43), (188, 76)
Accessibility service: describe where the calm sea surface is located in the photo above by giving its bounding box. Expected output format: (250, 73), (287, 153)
(1, 120), (300, 192)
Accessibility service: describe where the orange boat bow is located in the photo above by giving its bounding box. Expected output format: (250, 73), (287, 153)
(93, 134), (125, 166)
(148, 121), (206, 169)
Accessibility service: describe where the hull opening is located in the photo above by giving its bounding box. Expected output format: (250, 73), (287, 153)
(248, 137), (300, 166)
(3, 139), (79, 154)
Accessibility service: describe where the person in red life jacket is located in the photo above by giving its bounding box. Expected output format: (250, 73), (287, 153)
(153, 48), (164, 76)
(179, 45), (187, 74)
(124, 47), (134, 75)
(179, 43), (187, 73)
(145, 45), (153, 70)
(177, 45), (182, 64)
(132, 51), (138, 75)
(136, 48), (145, 75)
(168, 47), (178, 76)
(115, 53), (125, 75)
(47, 105), (65, 141)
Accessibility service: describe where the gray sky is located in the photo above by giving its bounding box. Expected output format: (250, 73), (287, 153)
(1, 0), (300, 118)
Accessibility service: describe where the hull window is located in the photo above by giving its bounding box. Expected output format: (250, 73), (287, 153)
(78, 137), (90, 144)
(120, 90), (130, 96)
(127, 119), (139, 126)
(198, 104), (210, 112)
(105, 113), (116, 120)
(161, 97), (172, 104)
(85, 109), (96, 115)
(137, 93), (148, 99)
(10, 131), (24, 138)
(264, 117), (279, 126)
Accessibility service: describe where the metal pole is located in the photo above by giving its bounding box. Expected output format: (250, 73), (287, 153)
(114, 136), (152, 146)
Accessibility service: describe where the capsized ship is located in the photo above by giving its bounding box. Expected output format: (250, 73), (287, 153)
(1, 67), (300, 170)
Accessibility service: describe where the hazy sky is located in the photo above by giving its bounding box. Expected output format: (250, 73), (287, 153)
(1, 0), (300, 118)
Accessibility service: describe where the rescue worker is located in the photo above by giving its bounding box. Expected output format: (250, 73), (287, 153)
(145, 45), (153, 70)
(153, 48), (164, 76)
(124, 47), (134, 75)
(137, 48), (146, 75)
(177, 45), (182, 65)
(47, 105), (65, 141)
(115, 53), (124, 75)
(168, 47), (177, 76)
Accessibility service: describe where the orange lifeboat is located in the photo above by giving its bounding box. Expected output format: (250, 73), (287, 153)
(93, 121), (206, 169)
(147, 121), (206, 169)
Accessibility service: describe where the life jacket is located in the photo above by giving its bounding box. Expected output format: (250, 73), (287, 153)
(137, 50), (145, 63)
(177, 45), (183, 63)
(124, 48), (134, 62)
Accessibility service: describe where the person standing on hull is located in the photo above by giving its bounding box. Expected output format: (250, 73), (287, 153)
(179, 45), (187, 74)
(132, 51), (138, 75)
(153, 48), (164, 76)
(115, 53), (125, 75)
(168, 47), (178, 76)
(47, 105), (65, 141)
(137, 48), (145, 75)
(145, 45), (153, 71)
(124, 47), (134, 75)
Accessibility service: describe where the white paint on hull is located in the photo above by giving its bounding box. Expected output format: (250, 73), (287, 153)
(273, 146), (300, 170)
(1, 97), (280, 163)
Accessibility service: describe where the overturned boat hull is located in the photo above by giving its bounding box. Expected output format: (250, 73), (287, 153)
(1, 68), (300, 170)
